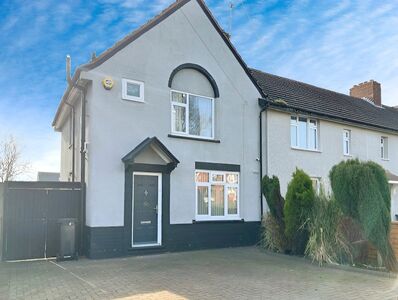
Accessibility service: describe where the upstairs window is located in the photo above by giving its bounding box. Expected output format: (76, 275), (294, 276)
(122, 79), (144, 102)
(290, 116), (318, 150)
(195, 170), (239, 220)
(171, 91), (214, 139)
(381, 137), (388, 159)
(343, 130), (351, 156)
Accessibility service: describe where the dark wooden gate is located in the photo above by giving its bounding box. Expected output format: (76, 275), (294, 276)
(2, 182), (81, 261)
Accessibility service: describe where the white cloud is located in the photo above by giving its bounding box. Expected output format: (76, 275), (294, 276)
(230, 0), (398, 106)
(1, 0), (398, 184)
(322, 0), (350, 19)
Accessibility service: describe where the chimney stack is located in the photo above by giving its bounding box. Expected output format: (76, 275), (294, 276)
(349, 80), (381, 106)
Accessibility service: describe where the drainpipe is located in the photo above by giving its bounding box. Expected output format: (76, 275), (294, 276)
(258, 97), (269, 217)
(66, 55), (87, 255)
(66, 83), (86, 255)
(65, 55), (75, 182)
(64, 102), (75, 182)
(76, 85), (87, 256)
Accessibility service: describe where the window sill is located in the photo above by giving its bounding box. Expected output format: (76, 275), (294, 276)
(291, 147), (321, 153)
(122, 97), (145, 103)
(343, 154), (352, 157)
(193, 218), (244, 224)
(128, 245), (164, 251)
(168, 134), (220, 143)
(382, 158), (390, 161)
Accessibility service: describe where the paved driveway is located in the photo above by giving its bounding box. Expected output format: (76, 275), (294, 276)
(1, 247), (398, 300)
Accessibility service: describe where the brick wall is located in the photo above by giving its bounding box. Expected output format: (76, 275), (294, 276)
(390, 222), (398, 258)
(349, 80), (381, 106)
(367, 222), (398, 265)
(367, 244), (378, 262)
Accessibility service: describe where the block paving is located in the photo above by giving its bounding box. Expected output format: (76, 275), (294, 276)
(1, 247), (398, 299)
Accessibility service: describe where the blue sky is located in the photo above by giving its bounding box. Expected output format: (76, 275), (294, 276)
(1, 0), (398, 178)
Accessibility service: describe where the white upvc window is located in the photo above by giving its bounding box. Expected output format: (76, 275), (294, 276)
(311, 177), (321, 195)
(343, 130), (351, 156)
(290, 116), (318, 150)
(171, 90), (214, 139)
(195, 170), (239, 221)
(381, 137), (388, 159)
(122, 78), (144, 102)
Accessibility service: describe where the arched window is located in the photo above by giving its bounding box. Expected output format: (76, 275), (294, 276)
(168, 64), (219, 139)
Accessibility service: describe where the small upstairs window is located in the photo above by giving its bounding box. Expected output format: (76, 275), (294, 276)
(381, 137), (388, 159)
(343, 130), (351, 156)
(122, 79), (144, 102)
(290, 116), (318, 150)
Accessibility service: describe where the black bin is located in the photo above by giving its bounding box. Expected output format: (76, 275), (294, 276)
(57, 218), (78, 261)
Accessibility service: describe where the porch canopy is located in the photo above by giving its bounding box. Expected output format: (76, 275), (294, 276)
(387, 170), (398, 184)
(122, 137), (179, 172)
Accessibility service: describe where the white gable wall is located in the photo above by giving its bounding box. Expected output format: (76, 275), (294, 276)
(82, 0), (262, 226)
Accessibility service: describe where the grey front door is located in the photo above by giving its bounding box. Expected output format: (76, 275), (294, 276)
(133, 174), (160, 246)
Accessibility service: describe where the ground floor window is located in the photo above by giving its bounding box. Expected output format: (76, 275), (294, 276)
(195, 170), (239, 220)
(311, 177), (321, 195)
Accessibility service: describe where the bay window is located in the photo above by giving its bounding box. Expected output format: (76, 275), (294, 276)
(195, 170), (239, 220)
(171, 91), (214, 139)
(290, 116), (318, 150)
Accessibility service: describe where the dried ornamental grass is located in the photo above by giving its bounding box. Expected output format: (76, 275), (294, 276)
(305, 195), (352, 266)
(261, 213), (286, 253)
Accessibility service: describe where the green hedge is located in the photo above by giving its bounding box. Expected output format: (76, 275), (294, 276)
(261, 175), (286, 252)
(262, 175), (285, 226)
(284, 169), (315, 254)
(330, 159), (397, 271)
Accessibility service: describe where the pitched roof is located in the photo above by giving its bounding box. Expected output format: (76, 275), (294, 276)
(52, 0), (264, 128)
(251, 68), (398, 132)
(78, 0), (191, 73)
(122, 136), (180, 165)
(387, 171), (398, 183)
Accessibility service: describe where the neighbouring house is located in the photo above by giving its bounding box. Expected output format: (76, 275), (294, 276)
(37, 172), (60, 182)
(254, 72), (398, 220)
(52, 0), (398, 258)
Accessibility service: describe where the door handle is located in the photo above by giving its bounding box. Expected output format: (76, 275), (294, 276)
(153, 205), (158, 213)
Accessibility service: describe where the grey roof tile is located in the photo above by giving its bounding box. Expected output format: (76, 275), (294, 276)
(250, 68), (398, 132)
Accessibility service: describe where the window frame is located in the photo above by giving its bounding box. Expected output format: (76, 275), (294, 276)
(311, 177), (321, 195)
(343, 129), (351, 156)
(170, 90), (215, 140)
(195, 169), (240, 221)
(290, 115), (319, 151)
(381, 136), (388, 160)
(122, 78), (145, 102)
